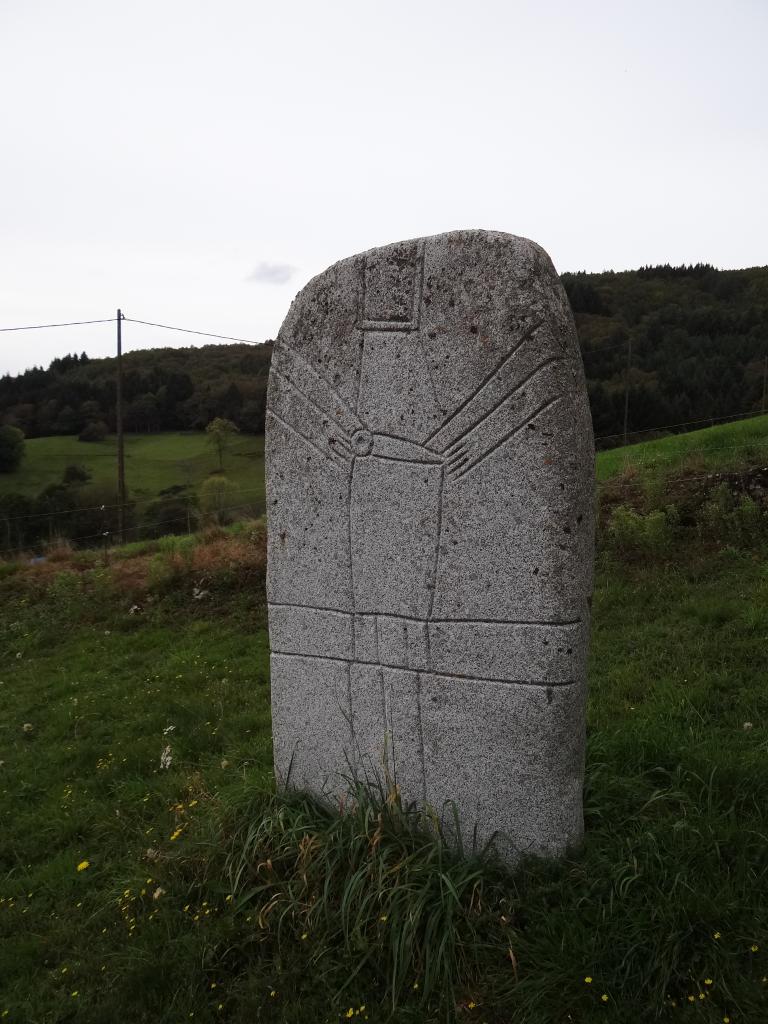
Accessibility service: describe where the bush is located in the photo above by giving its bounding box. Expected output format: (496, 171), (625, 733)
(62, 463), (92, 485)
(604, 503), (679, 558)
(78, 421), (108, 442)
(0, 425), (25, 472)
(697, 483), (766, 545)
(199, 475), (240, 525)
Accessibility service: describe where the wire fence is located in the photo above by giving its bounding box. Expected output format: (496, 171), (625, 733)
(2, 308), (768, 556)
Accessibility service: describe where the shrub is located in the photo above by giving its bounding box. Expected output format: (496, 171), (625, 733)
(697, 483), (766, 545)
(62, 463), (91, 485)
(0, 425), (25, 472)
(199, 475), (240, 525)
(604, 503), (679, 558)
(78, 420), (108, 442)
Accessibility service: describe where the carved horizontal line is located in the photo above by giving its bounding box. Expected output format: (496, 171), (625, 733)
(359, 319), (418, 332)
(368, 453), (443, 466)
(267, 602), (582, 627)
(271, 651), (579, 688)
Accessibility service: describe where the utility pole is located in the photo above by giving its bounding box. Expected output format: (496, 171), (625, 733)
(116, 309), (126, 545)
(762, 354), (767, 415)
(622, 336), (632, 446)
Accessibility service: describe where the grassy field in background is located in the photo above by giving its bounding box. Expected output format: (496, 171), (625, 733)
(2, 414), (768, 508)
(0, 432), (265, 506)
(597, 413), (768, 483)
(1, 518), (767, 1022)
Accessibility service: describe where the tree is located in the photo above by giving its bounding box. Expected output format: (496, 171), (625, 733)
(0, 425), (25, 472)
(205, 417), (240, 471)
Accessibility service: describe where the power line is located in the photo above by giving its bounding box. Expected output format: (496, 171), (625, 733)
(595, 408), (766, 442)
(123, 318), (265, 345)
(0, 318), (116, 333)
(0, 482), (268, 523)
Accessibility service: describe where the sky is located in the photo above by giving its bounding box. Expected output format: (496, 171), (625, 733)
(1, 0), (766, 376)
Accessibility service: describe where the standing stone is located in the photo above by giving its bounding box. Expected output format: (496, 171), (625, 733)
(265, 230), (594, 861)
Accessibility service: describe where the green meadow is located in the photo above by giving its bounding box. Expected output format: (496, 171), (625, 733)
(597, 413), (768, 483)
(0, 432), (265, 507)
(1, 419), (768, 1022)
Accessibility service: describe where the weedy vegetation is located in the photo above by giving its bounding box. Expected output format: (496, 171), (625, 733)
(1, 424), (768, 1022)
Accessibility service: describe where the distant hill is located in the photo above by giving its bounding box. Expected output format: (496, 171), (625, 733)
(562, 263), (768, 445)
(0, 342), (272, 440)
(1, 263), (767, 446)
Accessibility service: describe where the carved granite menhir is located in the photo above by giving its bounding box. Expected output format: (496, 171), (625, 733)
(265, 229), (595, 860)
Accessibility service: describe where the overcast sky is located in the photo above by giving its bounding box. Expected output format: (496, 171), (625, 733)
(1, 0), (766, 376)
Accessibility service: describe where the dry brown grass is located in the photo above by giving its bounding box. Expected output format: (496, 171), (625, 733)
(0, 521), (268, 599)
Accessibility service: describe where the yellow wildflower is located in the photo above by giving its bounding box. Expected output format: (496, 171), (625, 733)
(601, 994), (609, 1002)
(468, 1000), (477, 1009)
(713, 931), (721, 939)
(584, 976), (592, 984)
(380, 914), (388, 922)
(270, 990), (277, 998)
(704, 978), (713, 986)
(76, 860), (90, 872)
(751, 944), (759, 952)
(301, 932), (308, 940)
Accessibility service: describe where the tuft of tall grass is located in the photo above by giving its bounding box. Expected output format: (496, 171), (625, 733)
(223, 782), (514, 1016)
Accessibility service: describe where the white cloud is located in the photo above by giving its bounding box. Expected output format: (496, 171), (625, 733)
(245, 262), (297, 286)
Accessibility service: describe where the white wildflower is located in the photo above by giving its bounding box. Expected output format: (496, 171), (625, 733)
(159, 745), (173, 770)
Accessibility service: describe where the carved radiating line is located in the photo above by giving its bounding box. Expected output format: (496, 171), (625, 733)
(424, 320), (544, 444)
(272, 367), (354, 445)
(274, 341), (364, 433)
(266, 409), (347, 470)
(452, 395), (564, 481)
(271, 651), (579, 688)
(438, 355), (564, 456)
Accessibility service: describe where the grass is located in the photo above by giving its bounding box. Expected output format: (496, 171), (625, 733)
(1, 515), (768, 1021)
(597, 413), (768, 483)
(0, 431), (265, 508)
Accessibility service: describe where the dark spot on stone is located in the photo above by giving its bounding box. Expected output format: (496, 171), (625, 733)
(546, 687), (554, 705)
(532, 566), (539, 575)
(566, 647), (572, 655)
(558, 543), (566, 550)
(469, 325), (478, 334)
(563, 526), (571, 534)
(448, 298), (455, 308)
(279, 531), (287, 543)
(527, 423), (537, 430)
(428, 331), (437, 339)
(576, 514), (583, 524)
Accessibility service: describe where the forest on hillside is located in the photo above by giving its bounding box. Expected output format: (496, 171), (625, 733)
(1, 263), (767, 447)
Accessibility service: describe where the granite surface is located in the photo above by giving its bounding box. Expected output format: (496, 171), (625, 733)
(265, 229), (595, 860)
